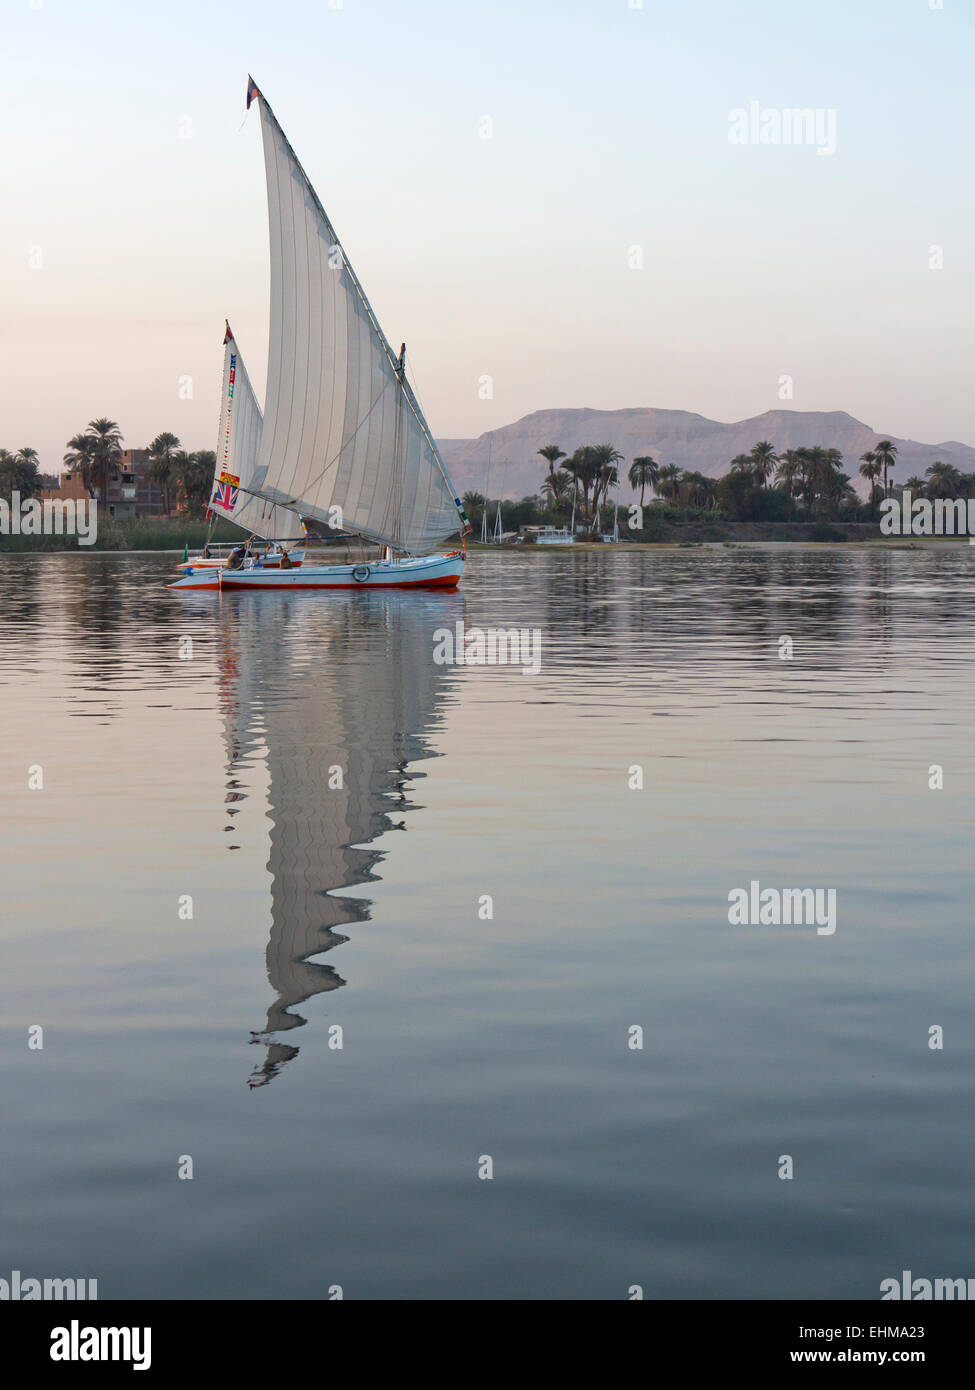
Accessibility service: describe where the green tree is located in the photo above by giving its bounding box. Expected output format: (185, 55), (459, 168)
(749, 440), (778, 487)
(63, 433), (97, 495)
(775, 449), (801, 498)
(148, 431), (181, 514)
(0, 450), (42, 502)
(629, 455), (659, 505)
(924, 461), (963, 500)
(563, 446), (601, 525)
(656, 463), (682, 503)
(715, 469), (757, 520)
(858, 452), (882, 514)
(729, 453), (756, 483)
(537, 445), (566, 481)
(589, 444), (622, 527)
(540, 469), (573, 510)
(85, 418), (124, 504)
(820, 465), (856, 518)
(172, 450), (216, 516)
(874, 439), (898, 497)
(462, 491), (486, 531)
(679, 471), (717, 509)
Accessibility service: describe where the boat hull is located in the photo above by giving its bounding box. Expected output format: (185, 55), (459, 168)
(168, 553), (464, 591)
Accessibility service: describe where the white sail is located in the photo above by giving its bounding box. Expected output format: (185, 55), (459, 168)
(208, 325), (305, 541)
(248, 81), (467, 554)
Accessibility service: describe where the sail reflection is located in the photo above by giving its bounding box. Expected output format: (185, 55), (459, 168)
(215, 590), (459, 1086)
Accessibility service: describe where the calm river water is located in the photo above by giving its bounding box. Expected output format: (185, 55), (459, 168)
(1, 546), (973, 1299)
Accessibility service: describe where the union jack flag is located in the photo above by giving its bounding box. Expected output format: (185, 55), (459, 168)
(213, 471), (240, 512)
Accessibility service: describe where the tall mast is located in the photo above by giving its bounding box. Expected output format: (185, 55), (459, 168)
(481, 438), (492, 544)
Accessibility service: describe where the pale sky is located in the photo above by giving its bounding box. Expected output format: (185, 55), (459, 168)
(2, 0), (973, 473)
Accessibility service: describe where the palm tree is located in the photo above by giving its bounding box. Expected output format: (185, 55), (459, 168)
(0, 450), (17, 501)
(859, 452), (882, 514)
(826, 471), (857, 515)
(563, 447), (602, 526)
(730, 453), (756, 480)
(589, 444), (623, 528)
(904, 475), (926, 494)
(805, 447), (838, 514)
(86, 417), (124, 504)
(462, 490), (486, 518)
(171, 450), (216, 516)
(0, 449), (41, 501)
(595, 465), (620, 528)
(873, 440), (898, 497)
(749, 440), (778, 487)
(680, 471), (717, 509)
(540, 469), (573, 509)
(63, 433), (97, 495)
(775, 449), (800, 496)
(148, 431), (181, 515)
(656, 463), (682, 504)
(815, 458), (854, 517)
(924, 461), (963, 500)
(537, 445), (566, 482)
(629, 455), (659, 505)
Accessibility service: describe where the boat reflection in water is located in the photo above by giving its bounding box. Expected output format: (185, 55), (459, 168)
(214, 590), (459, 1087)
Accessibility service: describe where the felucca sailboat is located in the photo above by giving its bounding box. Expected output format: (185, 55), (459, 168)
(171, 77), (470, 592)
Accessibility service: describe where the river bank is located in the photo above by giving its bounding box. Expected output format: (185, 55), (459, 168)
(0, 517), (969, 553)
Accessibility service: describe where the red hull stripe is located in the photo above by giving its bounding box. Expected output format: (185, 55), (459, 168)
(219, 574), (460, 590)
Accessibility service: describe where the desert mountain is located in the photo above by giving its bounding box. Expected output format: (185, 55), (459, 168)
(437, 408), (975, 500)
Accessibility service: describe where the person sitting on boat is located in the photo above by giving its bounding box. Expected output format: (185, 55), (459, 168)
(226, 543), (247, 571)
(202, 543), (211, 559)
(280, 548), (293, 569)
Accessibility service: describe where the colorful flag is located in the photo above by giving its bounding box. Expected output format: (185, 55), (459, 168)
(224, 321), (233, 343)
(213, 471), (240, 512)
(246, 77), (260, 110)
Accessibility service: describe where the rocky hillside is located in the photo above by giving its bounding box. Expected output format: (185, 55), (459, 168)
(437, 408), (975, 500)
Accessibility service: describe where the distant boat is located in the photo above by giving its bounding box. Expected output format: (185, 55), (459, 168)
(492, 497), (503, 544)
(535, 526), (574, 546)
(480, 441), (492, 543)
(171, 78), (470, 592)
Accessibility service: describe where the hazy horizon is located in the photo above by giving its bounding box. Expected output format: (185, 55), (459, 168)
(3, 0), (973, 473)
